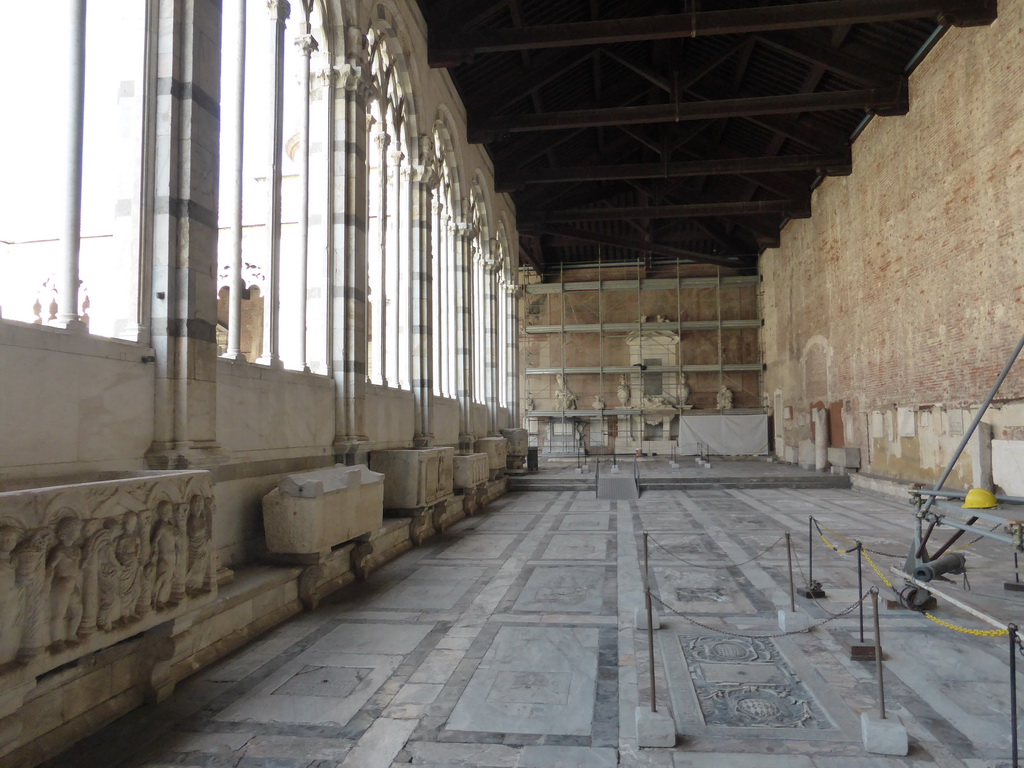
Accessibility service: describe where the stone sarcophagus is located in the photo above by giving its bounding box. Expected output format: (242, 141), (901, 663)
(0, 471), (217, 680)
(475, 437), (508, 477)
(262, 464), (384, 556)
(453, 453), (488, 490)
(500, 428), (528, 469)
(369, 448), (454, 509)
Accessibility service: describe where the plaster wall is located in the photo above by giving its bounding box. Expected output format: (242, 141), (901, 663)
(762, 4), (1024, 487)
(364, 384), (416, 446)
(433, 396), (460, 446)
(0, 320), (155, 484)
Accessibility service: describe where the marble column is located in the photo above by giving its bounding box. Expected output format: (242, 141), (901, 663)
(484, 248), (500, 434)
(256, 0), (291, 368)
(289, 22), (318, 373)
(54, 0), (88, 331)
(386, 146), (405, 387)
(371, 129), (391, 385)
(332, 28), (372, 464)
(410, 134), (437, 447)
(505, 282), (521, 425)
(455, 219), (477, 452)
(146, 0), (224, 469)
(223, 0), (247, 361)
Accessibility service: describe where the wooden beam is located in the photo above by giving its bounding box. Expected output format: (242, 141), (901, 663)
(754, 31), (897, 88)
(470, 81), (908, 140)
(430, 0), (996, 64)
(496, 152), (851, 190)
(523, 224), (756, 268)
(520, 198), (812, 226)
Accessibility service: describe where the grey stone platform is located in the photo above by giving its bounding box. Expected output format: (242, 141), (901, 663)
(42, 483), (1024, 768)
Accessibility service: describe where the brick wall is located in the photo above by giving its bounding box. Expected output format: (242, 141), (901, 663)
(762, 0), (1024, 484)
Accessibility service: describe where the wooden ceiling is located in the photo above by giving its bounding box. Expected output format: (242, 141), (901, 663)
(418, 0), (997, 276)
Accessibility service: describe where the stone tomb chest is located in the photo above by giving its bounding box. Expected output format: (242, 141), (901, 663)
(453, 453), (488, 490)
(474, 436), (508, 475)
(262, 464), (384, 556)
(370, 447), (454, 509)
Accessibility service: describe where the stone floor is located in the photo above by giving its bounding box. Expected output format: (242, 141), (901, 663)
(47, 481), (1024, 767)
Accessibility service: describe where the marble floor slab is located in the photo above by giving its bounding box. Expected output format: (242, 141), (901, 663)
(44, 483), (1024, 768)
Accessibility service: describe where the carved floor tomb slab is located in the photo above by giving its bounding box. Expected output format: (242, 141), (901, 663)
(679, 636), (833, 729)
(262, 464), (384, 556)
(447, 626), (598, 736)
(0, 471), (217, 697)
(370, 448), (454, 509)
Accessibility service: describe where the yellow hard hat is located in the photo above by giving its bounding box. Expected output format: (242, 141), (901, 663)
(963, 488), (998, 509)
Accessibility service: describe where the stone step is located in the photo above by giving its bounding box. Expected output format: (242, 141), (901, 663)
(508, 474), (850, 492)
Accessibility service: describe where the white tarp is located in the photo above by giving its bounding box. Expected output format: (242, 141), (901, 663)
(677, 414), (769, 456)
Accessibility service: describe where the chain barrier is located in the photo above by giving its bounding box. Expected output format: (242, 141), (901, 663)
(650, 590), (868, 640)
(812, 517), (902, 558)
(921, 611), (1009, 637)
(809, 517), (1023, 643)
(647, 532), (786, 568)
(790, 541), (853, 618)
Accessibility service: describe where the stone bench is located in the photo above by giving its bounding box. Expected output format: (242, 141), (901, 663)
(262, 464), (384, 557)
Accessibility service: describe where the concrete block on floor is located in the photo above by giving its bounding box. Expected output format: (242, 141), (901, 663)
(861, 711), (908, 755)
(777, 609), (811, 632)
(634, 604), (661, 630)
(635, 706), (676, 747)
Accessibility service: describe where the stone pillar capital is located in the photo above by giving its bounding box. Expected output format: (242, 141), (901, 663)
(294, 32), (318, 57)
(267, 0), (291, 22)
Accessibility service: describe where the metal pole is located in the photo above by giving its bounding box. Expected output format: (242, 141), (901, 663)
(786, 531), (795, 613)
(808, 516), (814, 586)
(1017, 552), (1021, 585)
(644, 531), (656, 713)
(647, 582), (657, 713)
(1011, 624), (1019, 768)
(871, 588), (886, 719)
(857, 543), (865, 644)
(919, 333), (1024, 527)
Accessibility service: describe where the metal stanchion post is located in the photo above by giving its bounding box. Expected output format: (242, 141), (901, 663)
(643, 531), (657, 712)
(1011, 624), (1019, 768)
(858, 543), (865, 644)
(808, 517), (814, 585)
(871, 588), (885, 719)
(786, 531), (795, 613)
(647, 583), (656, 713)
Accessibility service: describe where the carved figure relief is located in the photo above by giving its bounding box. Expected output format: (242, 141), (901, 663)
(0, 471), (217, 673)
(47, 515), (84, 648)
(679, 373), (691, 407)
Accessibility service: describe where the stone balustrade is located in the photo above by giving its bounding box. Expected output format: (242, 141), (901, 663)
(262, 464), (384, 557)
(0, 471), (217, 687)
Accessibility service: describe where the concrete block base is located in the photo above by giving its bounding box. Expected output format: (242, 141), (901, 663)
(861, 712), (908, 755)
(634, 604), (661, 630)
(635, 706), (676, 748)
(669, 461), (680, 469)
(778, 609), (811, 632)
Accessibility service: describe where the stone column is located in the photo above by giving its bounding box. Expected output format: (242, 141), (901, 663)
(223, 0), (247, 361)
(289, 22), (318, 373)
(410, 134), (437, 446)
(147, 0), (224, 469)
(256, 0), (291, 368)
(508, 283), (521, 424)
(455, 219), (477, 452)
(332, 28), (372, 464)
(483, 247), (500, 435)
(387, 147), (404, 387)
(813, 407), (830, 472)
(371, 129), (391, 385)
(55, 0), (88, 331)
